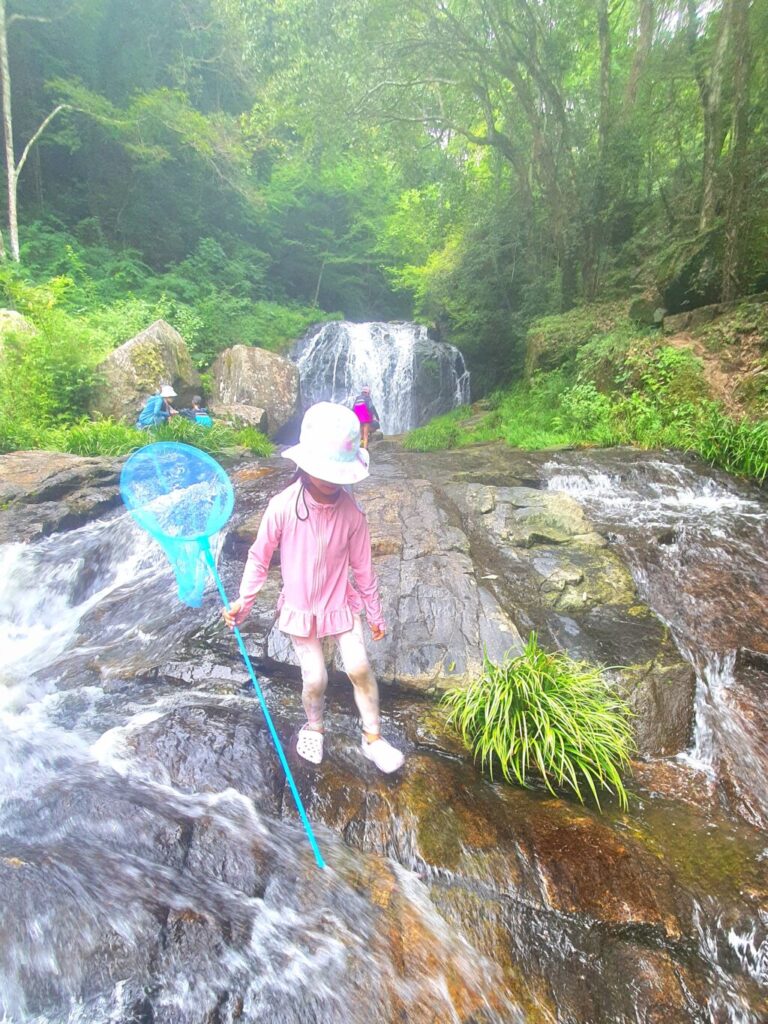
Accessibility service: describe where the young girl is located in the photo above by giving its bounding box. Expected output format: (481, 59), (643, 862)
(351, 386), (380, 449)
(222, 402), (404, 774)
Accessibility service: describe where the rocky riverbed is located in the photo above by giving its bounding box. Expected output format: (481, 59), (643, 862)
(1, 441), (767, 1022)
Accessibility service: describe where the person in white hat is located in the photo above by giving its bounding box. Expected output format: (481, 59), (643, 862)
(222, 402), (405, 774)
(136, 384), (178, 429)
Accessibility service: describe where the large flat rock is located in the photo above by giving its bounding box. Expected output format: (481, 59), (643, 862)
(226, 444), (695, 756)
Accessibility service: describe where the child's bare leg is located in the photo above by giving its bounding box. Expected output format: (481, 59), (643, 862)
(361, 423), (370, 449)
(335, 616), (380, 736)
(290, 634), (328, 730)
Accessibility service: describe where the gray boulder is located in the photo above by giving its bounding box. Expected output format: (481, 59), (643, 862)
(0, 450), (121, 544)
(208, 401), (267, 433)
(629, 294), (666, 326)
(210, 345), (300, 436)
(0, 308), (36, 337)
(89, 320), (200, 422)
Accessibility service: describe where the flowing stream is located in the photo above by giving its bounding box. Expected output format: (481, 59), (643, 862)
(1, 449), (767, 1022)
(542, 452), (768, 829)
(0, 513), (523, 1024)
(291, 321), (470, 433)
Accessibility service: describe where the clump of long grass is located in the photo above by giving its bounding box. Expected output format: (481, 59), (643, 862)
(442, 634), (635, 810)
(686, 409), (768, 484)
(8, 416), (275, 458)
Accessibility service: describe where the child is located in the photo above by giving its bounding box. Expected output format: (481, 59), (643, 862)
(222, 402), (404, 774)
(181, 395), (213, 427)
(351, 386), (380, 449)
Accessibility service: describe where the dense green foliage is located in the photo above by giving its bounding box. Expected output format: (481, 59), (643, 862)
(442, 635), (635, 810)
(4, 1), (767, 364)
(404, 303), (768, 484)
(0, 0), (766, 458)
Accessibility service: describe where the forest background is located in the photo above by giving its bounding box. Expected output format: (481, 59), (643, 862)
(0, 0), (766, 477)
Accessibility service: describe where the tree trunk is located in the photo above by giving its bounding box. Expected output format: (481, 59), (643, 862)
(583, 0), (612, 300)
(690, 0), (731, 233)
(313, 258), (326, 307)
(0, 0), (18, 261)
(721, 0), (751, 302)
(624, 0), (655, 110)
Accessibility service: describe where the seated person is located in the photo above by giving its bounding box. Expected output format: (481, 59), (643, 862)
(180, 396), (213, 427)
(136, 385), (178, 429)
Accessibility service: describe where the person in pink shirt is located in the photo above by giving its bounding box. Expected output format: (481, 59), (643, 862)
(222, 402), (405, 774)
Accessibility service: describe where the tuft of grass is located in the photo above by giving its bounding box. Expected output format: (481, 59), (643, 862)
(684, 408), (768, 484)
(442, 634), (635, 810)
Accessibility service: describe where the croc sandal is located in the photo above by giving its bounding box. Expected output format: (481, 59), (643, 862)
(295, 724), (324, 765)
(361, 736), (404, 774)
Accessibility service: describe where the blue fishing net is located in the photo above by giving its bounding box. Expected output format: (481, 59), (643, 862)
(120, 442), (235, 607)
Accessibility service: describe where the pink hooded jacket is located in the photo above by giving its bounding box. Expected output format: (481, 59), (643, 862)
(237, 479), (385, 638)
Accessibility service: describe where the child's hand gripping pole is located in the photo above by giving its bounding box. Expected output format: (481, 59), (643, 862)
(200, 539), (326, 870)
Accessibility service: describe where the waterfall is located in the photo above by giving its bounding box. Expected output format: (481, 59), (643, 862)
(290, 321), (470, 434)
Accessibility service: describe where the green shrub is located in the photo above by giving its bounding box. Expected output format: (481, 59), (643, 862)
(0, 312), (101, 424)
(557, 381), (617, 443)
(575, 328), (637, 390)
(0, 413), (41, 454)
(442, 635), (635, 810)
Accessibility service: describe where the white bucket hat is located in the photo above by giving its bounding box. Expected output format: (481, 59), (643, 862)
(160, 385), (177, 398)
(282, 402), (370, 484)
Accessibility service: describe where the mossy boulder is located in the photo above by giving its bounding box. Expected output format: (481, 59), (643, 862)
(89, 319), (200, 422)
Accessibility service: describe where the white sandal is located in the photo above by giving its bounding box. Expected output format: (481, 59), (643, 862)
(362, 736), (405, 774)
(296, 724), (324, 765)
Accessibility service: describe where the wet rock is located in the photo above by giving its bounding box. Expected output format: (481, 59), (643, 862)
(295, 747), (691, 944)
(441, 474), (694, 756)
(90, 319), (201, 421)
(122, 701), (284, 817)
(0, 449), (121, 543)
(210, 345), (300, 436)
(214, 447), (697, 755)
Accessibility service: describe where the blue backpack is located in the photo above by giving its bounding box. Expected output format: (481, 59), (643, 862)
(136, 395), (167, 429)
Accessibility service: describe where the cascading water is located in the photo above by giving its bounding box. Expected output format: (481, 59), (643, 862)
(3, 450), (768, 1023)
(291, 321), (470, 433)
(0, 513), (524, 1024)
(542, 451), (768, 828)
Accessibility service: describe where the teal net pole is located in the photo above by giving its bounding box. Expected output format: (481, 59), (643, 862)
(201, 541), (326, 870)
(119, 442), (326, 869)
